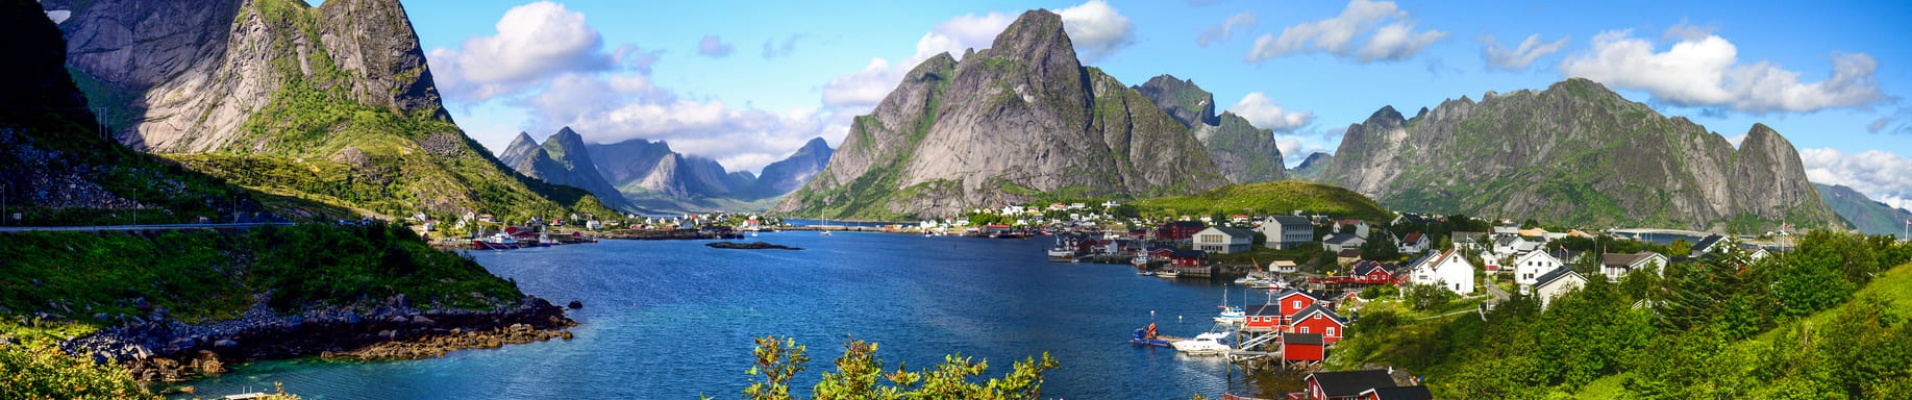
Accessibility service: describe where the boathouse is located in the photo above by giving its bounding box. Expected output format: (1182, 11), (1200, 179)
(1304, 370), (1399, 400)
(1288, 304), (1347, 344)
(1282, 332), (1325, 363)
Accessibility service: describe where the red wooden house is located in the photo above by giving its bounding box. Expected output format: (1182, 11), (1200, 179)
(1288, 304), (1348, 344)
(1157, 221), (1208, 242)
(1244, 304), (1284, 332)
(1350, 261), (1398, 283)
(1273, 289), (1320, 317)
(1169, 249), (1208, 267)
(1282, 332), (1325, 362)
(1358, 386), (1433, 400)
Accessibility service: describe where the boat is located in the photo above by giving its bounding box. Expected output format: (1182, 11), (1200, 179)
(1171, 332), (1233, 355)
(1215, 287), (1245, 325)
(1157, 270), (1180, 278)
(1131, 323), (1171, 347)
(472, 232), (522, 250)
(1137, 270), (1155, 276)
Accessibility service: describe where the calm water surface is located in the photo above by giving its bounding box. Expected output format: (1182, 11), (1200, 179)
(173, 232), (1255, 398)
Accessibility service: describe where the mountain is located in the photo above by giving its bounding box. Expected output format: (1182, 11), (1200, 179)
(1133, 181), (1393, 223)
(752, 137), (834, 197)
(1134, 75), (1286, 184)
(772, 10), (1227, 220)
(503, 127), (629, 210)
(1816, 183), (1912, 237)
(1289, 152), (1333, 180)
(1321, 78), (1838, 232)
(55, 0), (620, 221)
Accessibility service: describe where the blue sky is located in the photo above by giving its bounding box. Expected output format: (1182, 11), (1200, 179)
(392, 0), (1912, 207)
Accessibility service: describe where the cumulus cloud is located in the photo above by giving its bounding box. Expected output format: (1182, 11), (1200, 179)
(1660, 19), (1715, 43)
(762, 35), (802, 59)
(1559, 28), (1888, 114)
(427, 2), (616, 101)
(1247, 0), (1447, 63)
(1059, 0), (1137, 62)
(1228, 92), (1313, 132)
(1198, 12), (1258, 47)
(1801, 148), (1912, 210)
(1481, 33), (1568, 71)
(698, 35), (734, 58)
(820, 11), (1014, 107)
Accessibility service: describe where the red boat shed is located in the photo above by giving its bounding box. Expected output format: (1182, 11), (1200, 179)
(1282, 332), (1325, 362)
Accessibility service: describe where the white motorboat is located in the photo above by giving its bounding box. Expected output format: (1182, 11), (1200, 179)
(1171, 332), (1232, 355)
(1156, 270), (1180, 278)
(1214, 305), (1245, 325)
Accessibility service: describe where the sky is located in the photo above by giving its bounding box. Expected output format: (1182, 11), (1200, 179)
(390, 0), (1912, 208)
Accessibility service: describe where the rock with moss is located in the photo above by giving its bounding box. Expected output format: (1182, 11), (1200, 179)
(1134, 74), (1286, 184)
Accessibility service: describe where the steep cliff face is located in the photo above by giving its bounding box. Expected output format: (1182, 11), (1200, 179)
(56, 0), (620, 220)
(1134, 75), (1285, 184)
(1321, 78), (1838, 231)
(752, 137), (834, 197)
(773, 10), (1226, 219)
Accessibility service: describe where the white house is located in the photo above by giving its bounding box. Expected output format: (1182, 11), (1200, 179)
(1531, 266), (1587, 309)
(1323, 234), (1367, 253)
(1492, 235), (1528, 258)
(1258, 215), (1315, 250)
(1336, 219), (1371, 239)
(1599, 252), (1668, 280)
(1399, 232), (1430, 254)
(1271, 260), (1300, 273)
(1194, 226), (1254, 254)
(1410, 249), (1476, 295)
(1512, 250), (1565, 287)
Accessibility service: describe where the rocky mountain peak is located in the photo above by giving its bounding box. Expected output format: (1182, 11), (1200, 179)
(1134, 74), (1218, 128)
(991, 10), (1075, 65)
(497, 132), (539, 167)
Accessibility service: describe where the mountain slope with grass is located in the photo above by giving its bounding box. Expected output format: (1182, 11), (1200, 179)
(1132, 180), (1392, 222)
(1817, 183), (1912, 237)
(56, 0), (621, 222)
(772, 10), (1227, 220)
(1321, 78), (1837, 231)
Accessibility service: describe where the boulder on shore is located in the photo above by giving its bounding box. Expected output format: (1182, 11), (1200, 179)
(705, 241), (803, 251)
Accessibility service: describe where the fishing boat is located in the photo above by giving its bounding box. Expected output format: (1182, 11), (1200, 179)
(1170, 332), (1232, 355)
(1136, 270), (1155, 276)
(1214, 287), (1245, 325)
(1157, 270), (1180, 278)
(472, 232), (522, 250)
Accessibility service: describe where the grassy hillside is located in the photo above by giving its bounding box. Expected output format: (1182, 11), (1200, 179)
(0, 224), (523, 344)
(1132, 180), (1393, 222)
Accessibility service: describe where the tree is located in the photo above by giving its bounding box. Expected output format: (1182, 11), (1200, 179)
(1404, 283), (1453, 311)
(1667, 239), (1692, 258)
(727, 336), (1058, 400)
(1521, 219), (1540, 230)
(1360, 232), (1400, 261)
(1251, 232), (1267, 248)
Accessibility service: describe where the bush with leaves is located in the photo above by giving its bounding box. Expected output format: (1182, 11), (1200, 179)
(720, 336), (1058, 400)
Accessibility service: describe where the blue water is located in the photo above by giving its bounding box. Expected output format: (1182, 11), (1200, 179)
(171, 232), (1253, 399)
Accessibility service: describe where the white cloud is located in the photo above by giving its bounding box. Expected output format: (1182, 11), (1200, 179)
(698, 35), (734, 58)
(1058, 0), (1137, 62)
(820, 12), (1014, 108)
(1559, 28), (1887, 114)
(1723, 133), (1747, 148)
(1660, 19), (1715, 43)
(427, 2), (615, 101)
(1197, 12), (1258, 47)
(1246, 0), (1448, 63)
(1481, 33), (1568, 71)
(1870, 108), (1912, 135)
(1801, 148), (1912, 210)
(1228, 92), (1313, 132)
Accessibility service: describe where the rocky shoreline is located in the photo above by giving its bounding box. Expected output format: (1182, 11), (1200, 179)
(59, 295), (577, 382)
(706, 241), (803, 250)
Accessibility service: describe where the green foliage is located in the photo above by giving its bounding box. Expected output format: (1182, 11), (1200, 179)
(724, 336), (1058, 400)
(0, 344), (158, 400)
(1403, 283), (1454, 311)
(0, 224), (523, 334)
(1360, 232), (1401, 261)
(1133, 181), (1392, 222)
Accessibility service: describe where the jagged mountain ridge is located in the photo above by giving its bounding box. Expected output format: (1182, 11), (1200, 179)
(501, 127), (628, 210)
(1133, 75), (1286, 184)
(1321, 78), (1837, 231)
(771, 10), (1227, 220)
(1816, 183), (1912, 237)
(54, 0), (622, 220)
(492, 131), (834, 213)
(1289, 152), (1332, 180)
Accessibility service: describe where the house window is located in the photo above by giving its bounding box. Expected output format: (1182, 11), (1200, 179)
(1300, 327), (1310, 334)
(1328, 327), (1337, 337)
(1292, 300), (1301, 309)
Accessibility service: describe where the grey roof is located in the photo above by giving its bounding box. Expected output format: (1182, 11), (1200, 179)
(1602, 252), (1662, 268)
(1209, 226), (1254, 237)
(1246, 304), (1284, 316)
(1533, 266), (1582, 288)
(1324, 234), (1363, 245)
(1283, 332), (1324, 345)
(1692, 234), (1724, 253)
(1291, 303), (1346, 325)
(1495, 235), (1521, 247)
(1268, 215), (1312, 225)
(1309, 370), (1398, 397)
(1361, 386), (1434, 400)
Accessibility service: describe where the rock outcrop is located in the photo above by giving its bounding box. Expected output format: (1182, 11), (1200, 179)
(1320, 78), (1839, 231)
(1134, 75), (1285, 184)
(773, 10), (1226, 219)
(752, 137), (834, 197)
(1289, 152), (1333, 180)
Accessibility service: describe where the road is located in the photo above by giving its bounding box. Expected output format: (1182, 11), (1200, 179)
(0, 222), (293, 233)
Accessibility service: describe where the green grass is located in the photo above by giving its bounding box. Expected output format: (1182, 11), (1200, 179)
(1134, 180), (1393, 222)
(0, 224), (524, 333)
